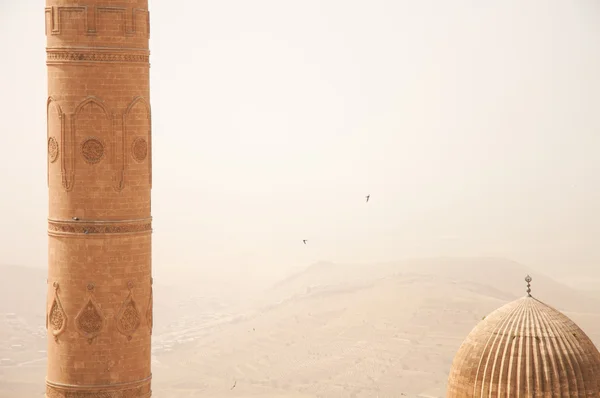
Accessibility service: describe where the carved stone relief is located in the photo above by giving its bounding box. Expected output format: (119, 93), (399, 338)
(118, 96), (152, 191)
(48, 137), (59, 163)
(116, 281), (141, 340)
(44, 6), (150, 38)
(47, 50), (149, 65)
(46, 385), (146, 398)
(146, 286), (153, 334)
(48, 96), (153, 190)
(68, 392), (115, 398)
(80, 137), (105, 164)
(45, 385), (63, 398)
(48, 282), (67, 341)
(131, 137), (148, 162)
(75, 283), (105, 344)
(48, 219), (152, 236)
(49, 301), (64, 331)
(47, 97), (70, 189)
(46, 279), (49, 330)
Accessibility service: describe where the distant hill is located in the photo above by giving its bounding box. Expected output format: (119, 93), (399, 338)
(151, 257), (600, 397)
(3, 258), (599, 398)
(268, 257), (600, 313)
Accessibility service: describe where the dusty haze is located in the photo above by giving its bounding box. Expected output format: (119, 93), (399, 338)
(0, 0), (599, 396)
(1, 0), (600, 286)
(2, 0), (600, 282)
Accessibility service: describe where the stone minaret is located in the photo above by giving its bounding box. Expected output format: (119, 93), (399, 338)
(45, 2), (152, 396)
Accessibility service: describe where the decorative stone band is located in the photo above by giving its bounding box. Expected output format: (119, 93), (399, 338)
(48, 218), (152, 237)
(47, 47), (150, 65)
(46, 375), (151, 398)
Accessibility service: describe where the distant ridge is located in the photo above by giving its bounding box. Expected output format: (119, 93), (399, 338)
(268, 257), (600, 314)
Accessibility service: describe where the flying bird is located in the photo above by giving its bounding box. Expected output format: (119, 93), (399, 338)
(365, 194), (370, 203)
(303, 240), (307, 244)
(231, 381), (237, 390)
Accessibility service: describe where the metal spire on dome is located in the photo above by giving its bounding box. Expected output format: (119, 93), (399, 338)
(525, 275), (532, 297)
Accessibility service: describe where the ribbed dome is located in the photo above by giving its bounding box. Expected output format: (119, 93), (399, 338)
(447, 295), (600, 397)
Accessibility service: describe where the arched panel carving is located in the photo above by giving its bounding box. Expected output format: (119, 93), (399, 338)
(73, 96), (111, 120)
(47, 97), (72, 190)
(72, 96), (115, 191)
(146, 285), (153, 334)
(120, 96), (152, 191)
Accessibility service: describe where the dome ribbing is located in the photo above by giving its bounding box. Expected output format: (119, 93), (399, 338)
(447, 294), (600, 397)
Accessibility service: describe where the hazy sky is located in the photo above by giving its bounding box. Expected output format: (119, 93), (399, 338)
(1, 0), (599, 283)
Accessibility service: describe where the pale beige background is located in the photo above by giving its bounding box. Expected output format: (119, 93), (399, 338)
(0, 1), (599, 395)
(1, 0), (599, 288)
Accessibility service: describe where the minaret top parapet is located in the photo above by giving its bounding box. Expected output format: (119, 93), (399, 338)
(45, 1), (150, 50)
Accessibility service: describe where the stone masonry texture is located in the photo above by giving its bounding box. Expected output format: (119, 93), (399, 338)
(447, 296), (600, 397)
(45, 1), (153, 397)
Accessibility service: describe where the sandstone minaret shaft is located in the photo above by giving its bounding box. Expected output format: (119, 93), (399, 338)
(45, 1), (152, 396)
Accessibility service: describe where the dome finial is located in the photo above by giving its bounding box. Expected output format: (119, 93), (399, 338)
(525, 274), (532, 297)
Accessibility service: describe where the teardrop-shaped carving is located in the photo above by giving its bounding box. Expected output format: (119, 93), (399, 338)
(49, 300), (64, 330)
(48, 282), (67, 341)
(116, 282), (141, 340)
(75, 283), (105, 344)
(146, 286), (153, 334)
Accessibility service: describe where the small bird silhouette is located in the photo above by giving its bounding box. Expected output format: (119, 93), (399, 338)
(365, 194), (370, 203)
(72, 217), (79, 221)
(303, 240), (307, 244)
(231, 381), (237, 390)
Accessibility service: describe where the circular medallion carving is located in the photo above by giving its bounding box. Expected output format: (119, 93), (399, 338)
(81, 137), (105, 164)
(131, 137), (148, 162)
(48, 137), (59, 163)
